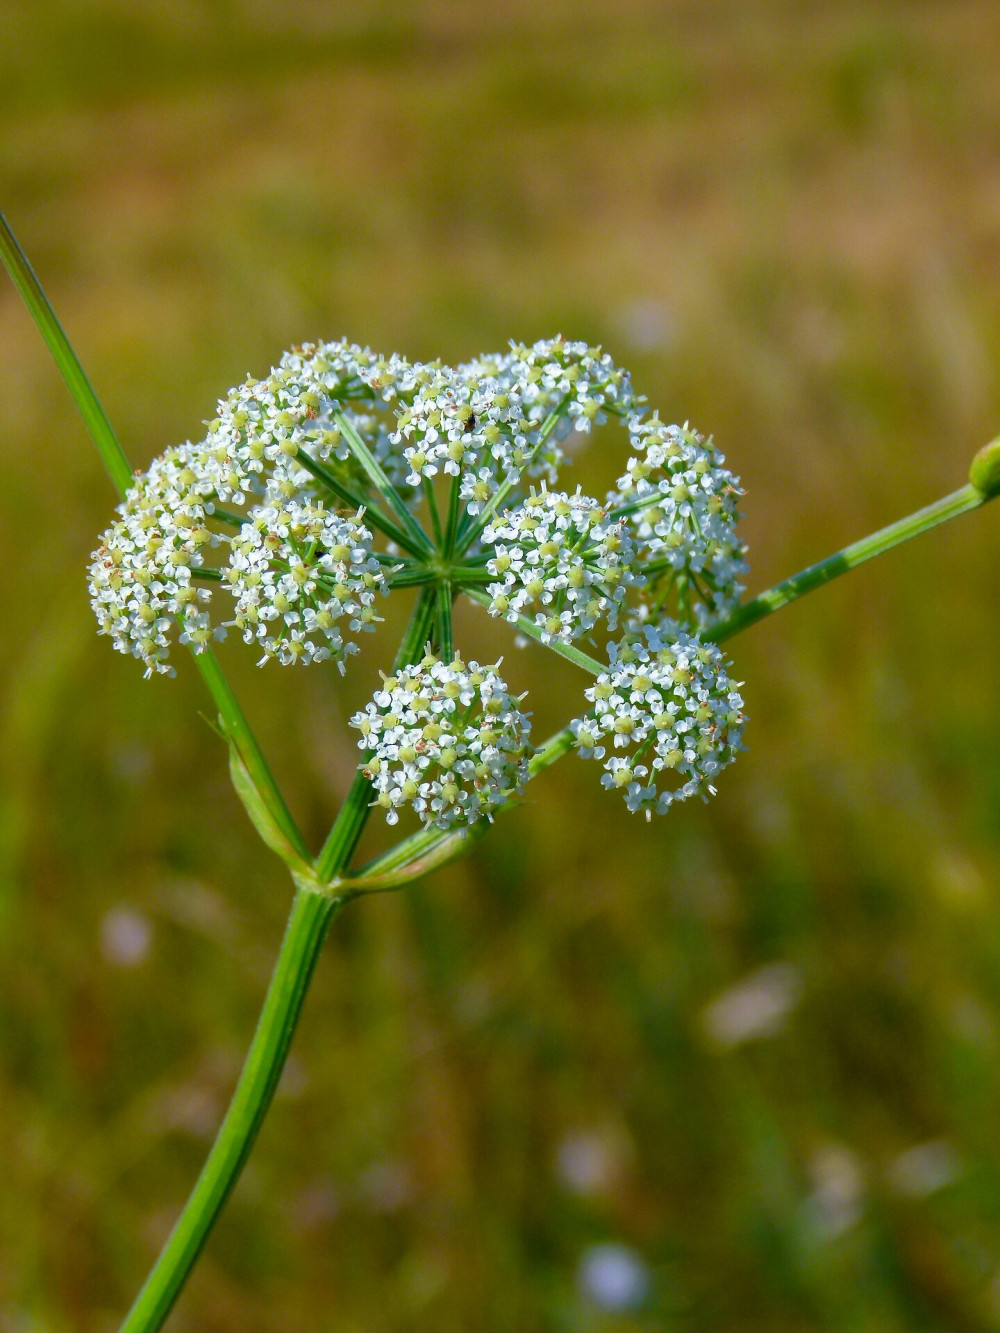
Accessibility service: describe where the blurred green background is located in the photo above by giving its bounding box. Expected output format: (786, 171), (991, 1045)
(3, 1), (1000, 1329)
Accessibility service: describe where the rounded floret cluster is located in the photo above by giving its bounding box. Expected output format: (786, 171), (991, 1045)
(571, 625), (745, 817)
(483, 487), (638, 644)
(610, 414), (747, 628)
(205, 339), (416, 500)
(89, 444), (226, 676)
(394, 337), (636, 512)
(350, 655), (532, 829)
(226, 499), (389, 668)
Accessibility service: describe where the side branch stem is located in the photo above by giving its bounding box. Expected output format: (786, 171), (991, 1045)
(333, 410), (432, 556)
(348, 478), (997, 890)
(705, 483), (990, 642)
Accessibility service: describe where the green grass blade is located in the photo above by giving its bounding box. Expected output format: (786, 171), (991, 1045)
(0, 213), (133, 498)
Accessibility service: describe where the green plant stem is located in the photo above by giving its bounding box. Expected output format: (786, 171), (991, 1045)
(293, 450), (420, 556)
(443, 474), (462, 556)
(1, 214), (303, 869)
(389, 565), (438, 588)
(463, 587), (604, 674)
(456, 395), (571, 553)
(704, 482), (991, 642)
(0, 212), (133, 496)
(437, 581), (454, 660)
(333, 409), (432, 556)
(122, 588), (440, 1333)
(119, 886), (343, 1333)
(449, 564), (493, 584)
(424, 477), (443, 546)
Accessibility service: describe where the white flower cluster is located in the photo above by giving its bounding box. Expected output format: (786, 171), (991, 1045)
(89, 444), (224, 676)
(393, 337), (636, 512)
(226, 500), (387, 668)
(89, 440), (390, 675)
(571, 625), (745, 818)
(483, 487), (638, 644)
(350, 655), (532, 829)
(610, 414), (747, 627)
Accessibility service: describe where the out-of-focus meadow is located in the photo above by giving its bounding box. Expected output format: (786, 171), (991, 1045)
(3, 2), (1000, 1328)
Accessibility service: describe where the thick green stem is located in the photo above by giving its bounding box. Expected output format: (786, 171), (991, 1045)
(119, 887), (342, 1333)
(0, 212), (133, 495)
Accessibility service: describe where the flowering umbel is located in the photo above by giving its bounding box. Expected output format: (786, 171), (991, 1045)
(351, 655), (531, 829)
(88, 336), (748, 829)
(571, 625), (745, 817)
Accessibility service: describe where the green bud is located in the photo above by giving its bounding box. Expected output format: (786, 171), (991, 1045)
(970, 436), (1000, 498)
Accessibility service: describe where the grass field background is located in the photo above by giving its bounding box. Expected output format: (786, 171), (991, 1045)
(3, 2), (1000, 1328)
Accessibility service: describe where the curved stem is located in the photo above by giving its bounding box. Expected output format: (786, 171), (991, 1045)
(119, 887), (343, 1333)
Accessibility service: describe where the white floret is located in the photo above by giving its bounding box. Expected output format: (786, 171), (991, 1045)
(225, 499), (390, 669)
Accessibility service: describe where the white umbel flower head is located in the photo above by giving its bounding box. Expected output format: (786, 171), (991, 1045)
(225, 499), (389, 668)
(571, 624), (745, 817)
(483, 487), (639, 644)
(88, 444), (227, 677)
(610, 414), (747, 628)
(350, 654), (532, 829)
